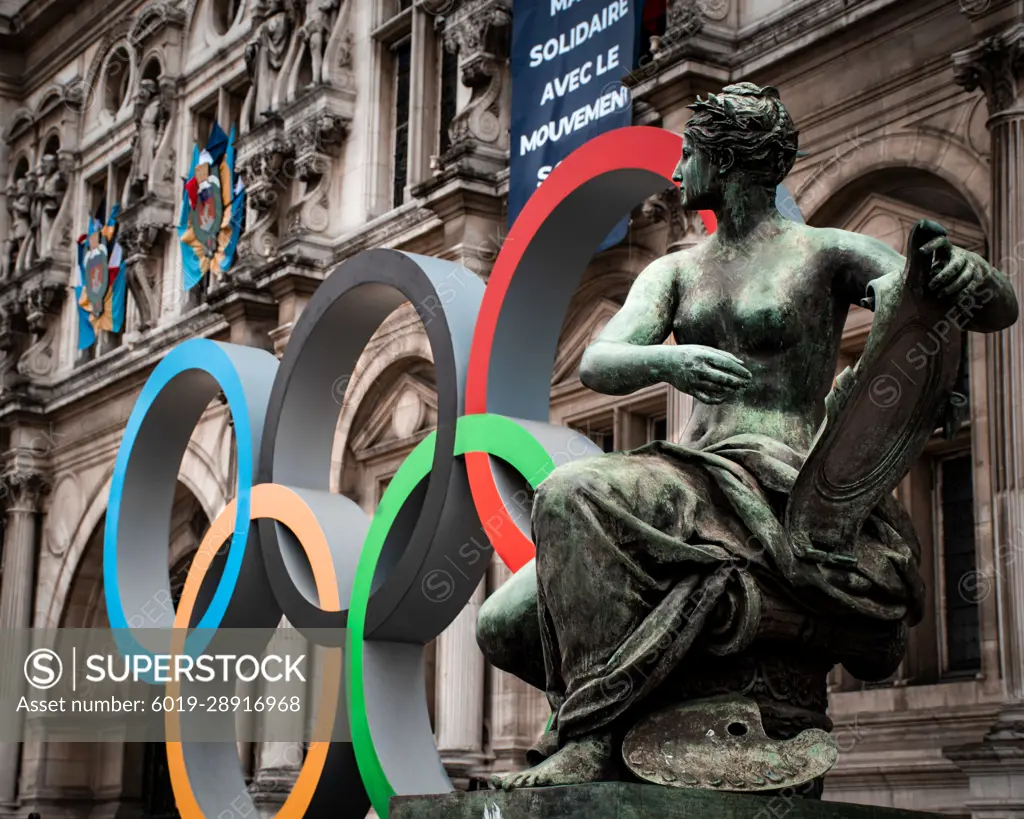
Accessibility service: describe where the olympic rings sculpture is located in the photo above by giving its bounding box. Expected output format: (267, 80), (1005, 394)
(103, 126), (803, 819)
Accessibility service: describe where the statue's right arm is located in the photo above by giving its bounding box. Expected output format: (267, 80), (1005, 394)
(579, 257), (680, 396)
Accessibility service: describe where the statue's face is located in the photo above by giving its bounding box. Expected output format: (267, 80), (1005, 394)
(673, 135), (720, 211)
(41, 155), (57, 174)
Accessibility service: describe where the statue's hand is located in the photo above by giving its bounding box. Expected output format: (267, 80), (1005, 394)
(672, 345), (752, 404)
(922, 236), (984, 301)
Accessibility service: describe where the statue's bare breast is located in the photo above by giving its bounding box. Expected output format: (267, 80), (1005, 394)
(671, 225), (851, 451)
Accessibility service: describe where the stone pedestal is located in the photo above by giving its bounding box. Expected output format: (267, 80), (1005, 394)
(390, 784), (948, 819)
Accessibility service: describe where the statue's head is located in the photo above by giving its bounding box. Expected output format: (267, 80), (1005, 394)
(40, 153), (58, 174)
(675, 83), (799, 210)
(139, 79), (158, 98)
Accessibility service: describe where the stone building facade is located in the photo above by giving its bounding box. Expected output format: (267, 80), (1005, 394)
(0, 0), (1023, 817)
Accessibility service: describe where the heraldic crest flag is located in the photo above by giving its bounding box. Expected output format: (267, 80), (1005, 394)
(179, 122), (245, 290)
(75, 202), (126, 350)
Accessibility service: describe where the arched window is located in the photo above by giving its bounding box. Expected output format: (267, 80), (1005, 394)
(103, 47), (132, 113)
(142, 56), (162, 82)
(11, 155), (29, 183)
(211, 0), (243, 35)
(818, 168), (989, 691)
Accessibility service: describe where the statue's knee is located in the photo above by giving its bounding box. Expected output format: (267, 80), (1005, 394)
(476, 592), (506, 662)
(476, 591), (527, 672)
(534, 459), (600, 516)
(475, 561), (540, 672)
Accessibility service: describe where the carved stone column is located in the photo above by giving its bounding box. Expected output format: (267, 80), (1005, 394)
(485, 559), (549, 777)
(947, 24), (1024, 817)
(0, 468), (47, 805)
(0, 468), (46, 633)
(436, 0), (512, 178)
(251, 620), (306, 817)
(434, 577), (487, 785)
(953, 21), (1024, 696)
(642, 187), (707, 441)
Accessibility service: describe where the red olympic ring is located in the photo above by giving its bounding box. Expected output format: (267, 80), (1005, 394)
(465, 127), (702, 572)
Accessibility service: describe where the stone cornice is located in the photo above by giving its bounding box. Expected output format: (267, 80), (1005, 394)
(627, 0), (953, 98)
(953, 21), (1024, 114)
(2, 0), (139, 99)
(0, 307), (227, 420)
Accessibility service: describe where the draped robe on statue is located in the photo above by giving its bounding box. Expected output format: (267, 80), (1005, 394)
(523, 431), (925, 756)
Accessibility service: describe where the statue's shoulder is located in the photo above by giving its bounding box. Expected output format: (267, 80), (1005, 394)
(793, 222), (885, 257)
(657, 244), (702, 281)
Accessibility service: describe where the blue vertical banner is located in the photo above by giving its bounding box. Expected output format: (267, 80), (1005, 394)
(510, 0), (640, 250)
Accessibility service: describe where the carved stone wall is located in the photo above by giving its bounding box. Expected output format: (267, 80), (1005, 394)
(0, 0), (1022, 815)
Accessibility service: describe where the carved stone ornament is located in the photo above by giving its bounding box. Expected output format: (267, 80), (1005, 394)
(441, 0), (512, 148)
(243, 0), (296, 129)
(10, 153), (72, 274)
(642, 187), (708, 253)
(45, 473), (81, 556)
(247, 137), (292, 213)
(0, 298), (29, 397)
(695, 0), (728, 22)
(0, 467), (49, 513)
(129, 0), (187, 47)
(119, 221), (166, 330)
(953, 23), (1024, 115)
(128, 79), (173, 202)
(16, 280), (66, 379)
(667, 0), (706, 39)
(59, 77), (89, 112)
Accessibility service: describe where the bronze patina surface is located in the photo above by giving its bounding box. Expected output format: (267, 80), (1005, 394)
(475, 83), (1019, 796)
(621, 697), (836, 792)
(391, 784), (949, 819)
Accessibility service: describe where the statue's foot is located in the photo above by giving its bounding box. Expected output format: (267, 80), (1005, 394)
(492, 733), (617, 791)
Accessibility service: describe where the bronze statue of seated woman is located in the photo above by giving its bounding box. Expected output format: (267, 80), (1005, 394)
(475, 83), (1018, 795)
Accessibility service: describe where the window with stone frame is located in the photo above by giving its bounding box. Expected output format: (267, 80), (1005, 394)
(192, 95), (219, 152)
(438, 40), (459, 157)
(185, 84), (249, 310)
(822, 183), (991, 695)
(211, 0), (244, 35)
(74, 166), (132, 364)
(190, 72), (248, 151)
(372, 1), (453, 212)
(827, 363), (980, 692)
(637, 0), (667, 63)
(392, 37), (412, 207)
(376, 474), (394, 505)
(935, 448), (981, 676)
(565, 394), (668, 454)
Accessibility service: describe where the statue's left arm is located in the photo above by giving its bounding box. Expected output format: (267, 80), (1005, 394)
(832, 229), (1018, 333)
